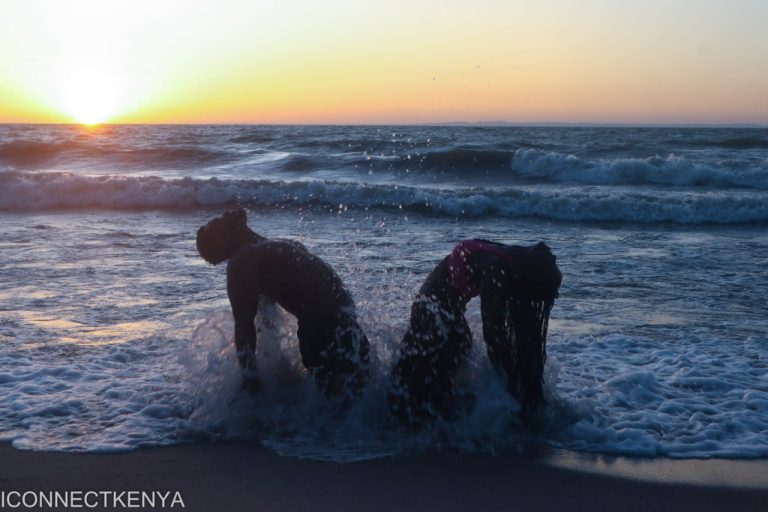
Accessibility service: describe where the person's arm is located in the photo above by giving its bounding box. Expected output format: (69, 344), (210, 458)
(229, 291), (258, 370)
(226, 260), (260, 390)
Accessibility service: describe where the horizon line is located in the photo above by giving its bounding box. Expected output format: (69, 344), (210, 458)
(0, 120), (766, 128)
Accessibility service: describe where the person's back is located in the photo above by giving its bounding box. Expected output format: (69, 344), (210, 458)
(227, 239), (353, 319)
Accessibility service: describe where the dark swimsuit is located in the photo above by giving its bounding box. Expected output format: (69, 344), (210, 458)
(447, 239), (516, 298)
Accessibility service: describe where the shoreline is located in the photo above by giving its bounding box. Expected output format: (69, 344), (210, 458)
(1, 442), (766, 512)
(544, 448), (768, 489)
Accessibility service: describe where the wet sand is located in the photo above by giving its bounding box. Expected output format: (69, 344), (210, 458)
(1, 442), (766, 511)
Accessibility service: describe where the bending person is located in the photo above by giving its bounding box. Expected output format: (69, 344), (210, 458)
(389, 239), (562, 424)
(196, 208), (370, 397)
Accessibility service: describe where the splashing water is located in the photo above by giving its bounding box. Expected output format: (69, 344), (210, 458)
(176, 302), (583, 462)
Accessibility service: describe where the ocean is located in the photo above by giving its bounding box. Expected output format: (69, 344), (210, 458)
(0, 124), (766, 461)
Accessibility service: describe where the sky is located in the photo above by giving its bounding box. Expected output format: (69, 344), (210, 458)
(0, 0), (767, 125)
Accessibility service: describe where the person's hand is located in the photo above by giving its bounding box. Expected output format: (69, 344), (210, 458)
(241, 374), (262, 394)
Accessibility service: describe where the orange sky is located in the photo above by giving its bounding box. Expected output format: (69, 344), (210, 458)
(1, 0), (767, 124)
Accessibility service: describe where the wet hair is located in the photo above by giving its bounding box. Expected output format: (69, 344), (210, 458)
(196, 208), (250, 265)
(515, 242), (562, 301)
(509, 296), (554, 418)
(508, 241), (562, 418)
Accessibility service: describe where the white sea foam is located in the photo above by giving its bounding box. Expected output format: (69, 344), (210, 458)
(2, 305), (766, 461)
(550, 334), (768, 458)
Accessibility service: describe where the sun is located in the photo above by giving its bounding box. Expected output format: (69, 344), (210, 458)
(61, 69), (123, 125)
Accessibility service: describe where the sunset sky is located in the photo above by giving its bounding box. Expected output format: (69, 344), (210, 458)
(1, 0), (767, 125)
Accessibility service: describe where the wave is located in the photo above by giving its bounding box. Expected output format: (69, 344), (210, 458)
(704, 137), (768, 149)
(398, 147), (512, 172)
(1, 170), (766, 224)
(509, 149), (768, 189)
(0, 139), (234, 170)
(0, 140), (80, 168)
(239, 148), (509, 175)
(342, 148), (768, 190)
(332, 147), (513, 174)
(2, 132), (766, 192)
(228, 133), (276, 144)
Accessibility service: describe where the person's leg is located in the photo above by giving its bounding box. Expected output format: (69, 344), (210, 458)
(298, 313), (370, 398)
(433, 307), (473, 419)
(317, 311), (370, 398)
(297, 316), (326, 369)
(389, 295), (472, 424)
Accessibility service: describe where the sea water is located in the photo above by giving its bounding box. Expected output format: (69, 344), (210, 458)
(0, 124), (766, 460)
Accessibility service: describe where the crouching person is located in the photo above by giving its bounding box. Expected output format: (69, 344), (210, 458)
(389, 239), (562, 425)
(196, 208), (370, 398)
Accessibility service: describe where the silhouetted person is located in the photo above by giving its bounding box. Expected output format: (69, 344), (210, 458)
(389, 239), (561, 425)
(196, 208), (370, 397)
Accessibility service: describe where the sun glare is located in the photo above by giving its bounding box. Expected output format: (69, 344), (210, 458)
(61, 69), (123, 125)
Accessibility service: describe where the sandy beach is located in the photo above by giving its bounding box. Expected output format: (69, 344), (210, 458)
(1, 442), (766, 512)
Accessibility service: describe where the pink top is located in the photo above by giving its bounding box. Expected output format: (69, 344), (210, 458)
(447, 240), (516, 298)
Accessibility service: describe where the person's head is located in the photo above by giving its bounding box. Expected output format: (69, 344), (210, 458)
(514, 242), (562, 302)
(196, 207), (256, 264)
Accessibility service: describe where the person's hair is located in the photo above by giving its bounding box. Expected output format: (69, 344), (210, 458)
(508, 296), (554, 419)
(516, 242), (562, 301)
(196, 208), (250, 264)
(508, 241), (562, 418)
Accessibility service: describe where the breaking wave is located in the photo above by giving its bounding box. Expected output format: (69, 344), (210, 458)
(277, 148), (768, 190)
(1, 130), (766, 191)
(1, 170), (767, 224)
(509, 149), (768, 189)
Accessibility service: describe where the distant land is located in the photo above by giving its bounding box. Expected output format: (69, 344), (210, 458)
(431, 121), (768, 129)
